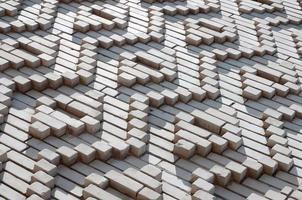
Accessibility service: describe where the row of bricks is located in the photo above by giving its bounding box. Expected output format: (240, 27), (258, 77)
(95, 46), (300, 102)
(238, 0), (281, 14)
(143, 0), (219, 15)
(0, 1), (20, 17)
(0, 130), (300, 199)
(144, 115), (291, 178)
(2, 68), (93, 94)
(0, 142), (298, 198)
(114, 89), (296, 170)
(29, 117), (146, 163)
(0, 44), (95, 86)
(0, 114), (260, 186)
(118, 81), (298, 134)
(0, 145), (220, 199)
(1, 147), (294, 200)
(49, 9), (300, 94)
(5, 67), (294, 175)
(0, 0), (130, 34)
(27, 108), (292, 171)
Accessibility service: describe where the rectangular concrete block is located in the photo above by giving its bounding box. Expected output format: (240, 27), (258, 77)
(105, 170), (144, 198)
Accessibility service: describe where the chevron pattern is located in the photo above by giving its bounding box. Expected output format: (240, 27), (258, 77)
(1, 0), (302, 199)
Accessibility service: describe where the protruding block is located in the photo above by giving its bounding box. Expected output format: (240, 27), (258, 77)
(124, 167), (162, 193)
(74, 144), (96, 163)
(84, 173), (109, 188)
(192, 178), (215, 194)
(29, 121), (50, 139)
(27, 182), (51, 199)
(92, 141), (112, 161)
(105, 170), (144, 198)
(62, 71), (79, 87)
(174, 139), (196, 159)
(83, 184), (122, 200)
(29, 74), (48, 91)
(273, 153), (293, 172)
(80, 115), (101, 133)
(208, 135), (227, 154)
(110, 141), (130, 159)
(56, 146), (78, 166)
(118, 72), (136, 87)
(32, 171), (55, 188)
(126, 137), (146, 157)
(36, 96), (56, 108)
(243, 86), (262, 100)
(209, 165), (231, 186)
(13, 75), (31, 92)
(137, 187), (161, 200)
(31, 112), (67, 136)
(34, 159), (57, 176)
(38, 149), (60, 165)
(258, 156), (278, 175)
(222, 132), (242, 150)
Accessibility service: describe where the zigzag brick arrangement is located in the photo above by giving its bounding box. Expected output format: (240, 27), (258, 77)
(1, 0), (302, 199)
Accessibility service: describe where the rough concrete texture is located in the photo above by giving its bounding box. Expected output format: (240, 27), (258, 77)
(0, 0), (302, 199)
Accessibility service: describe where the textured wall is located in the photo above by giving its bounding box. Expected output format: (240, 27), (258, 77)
(0, 0), (302, 199)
